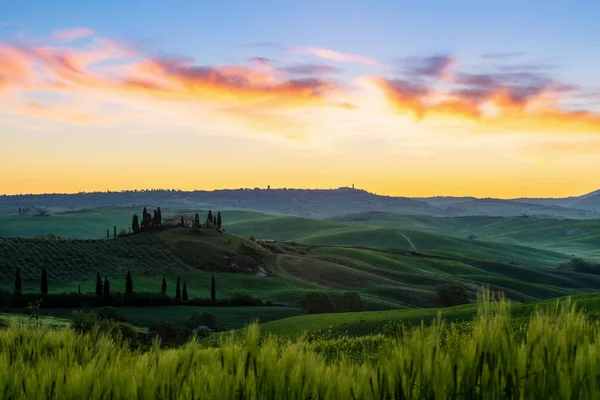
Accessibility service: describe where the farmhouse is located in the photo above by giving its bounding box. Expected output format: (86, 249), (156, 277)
(163, 215), (195, 227)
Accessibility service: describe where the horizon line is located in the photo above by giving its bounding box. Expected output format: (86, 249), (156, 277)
(2, 186), (598, 200)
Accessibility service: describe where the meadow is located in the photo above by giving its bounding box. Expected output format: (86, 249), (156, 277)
(1, 294), (600, 398)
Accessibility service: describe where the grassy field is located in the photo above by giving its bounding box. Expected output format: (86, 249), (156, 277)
(2, 295), (600, 398)
(258, 291), (600, 336)
(327, 212), (600, 259)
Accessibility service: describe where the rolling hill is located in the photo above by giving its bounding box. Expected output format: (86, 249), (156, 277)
(1, 227), (600, 314)
(325, 212), (600, 259)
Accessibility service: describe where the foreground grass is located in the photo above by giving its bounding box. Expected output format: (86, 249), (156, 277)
(2, 294), (600, 398)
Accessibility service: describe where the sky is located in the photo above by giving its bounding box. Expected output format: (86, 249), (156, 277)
(1, 0), (600, 198)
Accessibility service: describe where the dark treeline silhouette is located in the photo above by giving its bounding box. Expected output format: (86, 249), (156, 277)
(4, 268), (266, 308)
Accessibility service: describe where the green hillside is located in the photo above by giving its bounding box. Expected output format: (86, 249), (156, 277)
(2, 228), (600, 313)
(223, 211), (572, 266)
(259, 292), (600, 336)
(326, 212), (600, 259)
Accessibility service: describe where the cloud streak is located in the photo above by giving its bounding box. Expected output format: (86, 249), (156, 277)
(51, 28), (95, 41)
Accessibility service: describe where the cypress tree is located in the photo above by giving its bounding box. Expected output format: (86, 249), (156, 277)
(113, 225), (117, 239)
(161, 277), (167, 295)
(153, 209), (158, 227)
(175, 277), (181, 301)
(180, 216), (184, 227)
(211, 275), (216, 302)
(106, 229), (109, 239)
(15, 267), (22, 294)
(96, 272), (103, 296)
(132, 214), (140, 233)
(207, 210), (213, 224)
(182, 282), (188, 302)
(125, 271), (133, 294)
(194, 213), (200, 228)
(157, 207), (162, 226)
(142, 207), (148, 231)
(41, 267), (48, 294)
(217, 211), (222, 228)
(104, 278), (110, 297)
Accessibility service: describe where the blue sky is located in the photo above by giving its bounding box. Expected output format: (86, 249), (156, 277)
(1, 0), (600, 196)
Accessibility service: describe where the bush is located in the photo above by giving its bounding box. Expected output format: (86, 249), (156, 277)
(95, 306), (125, 322)
(558, 258), (600, 274)
(185, 312), (218, 331)
(148, 320), (189, 346)
(70, 310), (139, 348)
(436, 283), (471, 307)
(299, 292), (365, 314)
(299, 292), (337, 314)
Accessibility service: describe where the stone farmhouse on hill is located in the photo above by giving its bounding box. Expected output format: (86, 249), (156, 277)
(163, 215), (195, 227)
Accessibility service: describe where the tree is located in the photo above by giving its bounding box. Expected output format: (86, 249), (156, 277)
(217, 211), (222, 228)
(15, 267), (22, 294)
(161, 277), (167, 295)
(132, 214), (140, 233)
(125, 271), (133, 295)
(436, 283), (470, 307)
(141, 207), (148, 231)
(41, 267), (48, 295)
(180, 216), (184, 227)
(207, 210), (213, 225)
(104, 278), (110, 297)
(182, 282), (188, 302)
(211, 275), (216, 302)
(156, 207), (162, 226)
(194, 213), (200, 228)
(153, 209), (158, 226)
(96, 272), (103, 296)
(106, 228), (109, 239)
(113, 225), (117, 239)
(175, 277), (181, 301)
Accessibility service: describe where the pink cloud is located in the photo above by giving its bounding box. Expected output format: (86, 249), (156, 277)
(51, 28), (95, 42)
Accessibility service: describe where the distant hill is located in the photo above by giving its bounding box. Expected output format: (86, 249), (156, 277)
(2, 187), (600, 219)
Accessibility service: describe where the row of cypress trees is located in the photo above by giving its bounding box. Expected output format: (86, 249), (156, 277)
(13, 267), (217, 301)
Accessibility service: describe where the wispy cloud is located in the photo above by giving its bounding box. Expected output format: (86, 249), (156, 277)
(51, 28), (95, 41)
(292, 46), (378, 66)
(281, 63), (343, 76)
(480, 52), (525, 59)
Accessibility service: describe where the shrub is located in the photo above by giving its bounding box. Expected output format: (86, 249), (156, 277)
(436, 283), (471, 307)
(70, 311), (138, 347)
(95, 306), (125, 322)
(185, 312), (218, 331)
(299, 292), (337, 314)
(558, 258), (600, 274)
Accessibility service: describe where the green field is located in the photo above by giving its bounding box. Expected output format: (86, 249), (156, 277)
(258, 292), (600, 336)
(2, 295), (600, 398)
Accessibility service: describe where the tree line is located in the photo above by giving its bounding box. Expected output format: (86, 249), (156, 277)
(12, 267), (217, 302)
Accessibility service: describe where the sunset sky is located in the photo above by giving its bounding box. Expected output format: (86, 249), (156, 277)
(2, 0), (600, 197)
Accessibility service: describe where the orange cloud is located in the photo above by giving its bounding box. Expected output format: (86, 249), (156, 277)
(0, 36), (342, 134)
(374, 65), (600, 134)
